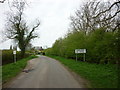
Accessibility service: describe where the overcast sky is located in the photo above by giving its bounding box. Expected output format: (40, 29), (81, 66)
(0, 0), (112, 50)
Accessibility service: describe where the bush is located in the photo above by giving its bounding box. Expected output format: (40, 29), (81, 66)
(2, 50), (30, 65)
(46, 28), (117, 64)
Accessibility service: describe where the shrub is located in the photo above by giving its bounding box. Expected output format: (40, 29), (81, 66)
(2, 50), (30, 65)
(46, 28), (117, 64)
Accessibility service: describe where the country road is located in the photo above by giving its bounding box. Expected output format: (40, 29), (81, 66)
(4, 56), (88, 88)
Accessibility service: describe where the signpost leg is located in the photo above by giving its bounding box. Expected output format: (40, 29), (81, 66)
(14, 54), (16, 63)
(13, 50), (17, 63)
(83, 53), (85, 62)
(76, 53), (77, 62)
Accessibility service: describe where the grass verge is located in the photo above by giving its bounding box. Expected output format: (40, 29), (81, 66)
(2, 55), (38, 84)
(47, 55), (118, 88)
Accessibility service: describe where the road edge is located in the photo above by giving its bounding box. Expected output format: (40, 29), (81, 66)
(46, 56), (92, 88)
(2, 58), (37, 88)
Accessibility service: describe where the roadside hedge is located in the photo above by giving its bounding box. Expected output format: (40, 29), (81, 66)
(2, 50), (30, 65)
(45, 28), (117, 64)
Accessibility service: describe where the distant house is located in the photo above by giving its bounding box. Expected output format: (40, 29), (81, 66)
(34, 46), (44, 55)
(34, 46), (43, 50)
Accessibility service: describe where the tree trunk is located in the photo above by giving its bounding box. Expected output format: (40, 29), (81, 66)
(21, 48), (25, 58)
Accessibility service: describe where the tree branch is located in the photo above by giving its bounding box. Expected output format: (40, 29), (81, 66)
(93, 1), (120, 18)
(25, 21), (40, 46)
(29, 21), (40, 37)
(0, 0), (6, 3)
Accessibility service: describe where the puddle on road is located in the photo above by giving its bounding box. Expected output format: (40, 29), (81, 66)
(22, 69), (34, 73)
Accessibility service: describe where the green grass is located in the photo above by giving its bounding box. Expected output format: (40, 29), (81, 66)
(47, 55), (118, 88)
(2, 55), (38, 84)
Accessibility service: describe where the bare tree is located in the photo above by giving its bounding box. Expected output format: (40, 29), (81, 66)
(93, 0), (120, 31)
(69, 1), (120, 34)
(0, 0), (6, 3)
(4, 1), (40, 58)
(69, 2), (103, 34)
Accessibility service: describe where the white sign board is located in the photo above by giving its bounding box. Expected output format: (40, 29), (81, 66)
(13, 51), (16, 54)
(75, 49), (86, 53)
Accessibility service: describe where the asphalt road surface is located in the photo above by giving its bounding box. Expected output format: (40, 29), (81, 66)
(5, 56), (87, 88)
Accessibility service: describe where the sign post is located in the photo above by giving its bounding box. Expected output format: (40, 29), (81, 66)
(84, 53), (85, 62)
(13, 50), (16, 63)
(76, 53), (77, 62)
(75, 49), (86, 62)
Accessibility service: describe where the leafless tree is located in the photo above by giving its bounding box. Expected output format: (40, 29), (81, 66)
(93, 0), (120, 31)
(0, 0), (6, 3)
(4, 1), (40, 58)
(70, 2), (102, 34)
(69, 1), (120, 34)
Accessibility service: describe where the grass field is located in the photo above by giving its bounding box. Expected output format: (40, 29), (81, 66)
(2, 55), (38, 84)
(48, 55), (118, 88)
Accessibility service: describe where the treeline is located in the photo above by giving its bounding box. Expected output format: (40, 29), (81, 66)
(46, 1), (120, 64)
(46, 28), (118, 64)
